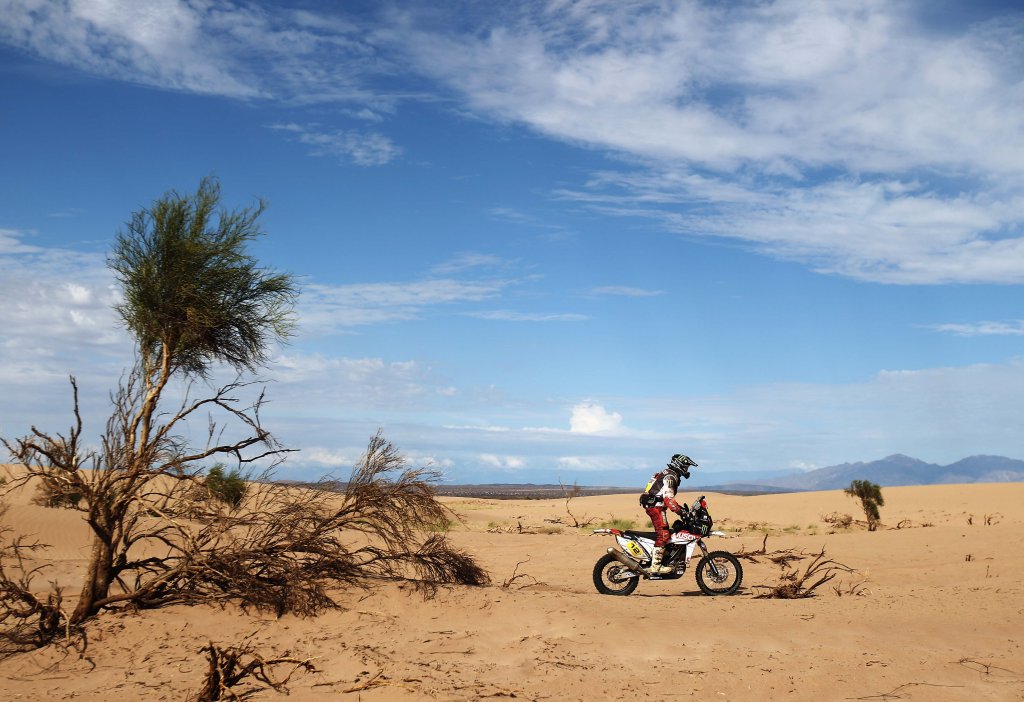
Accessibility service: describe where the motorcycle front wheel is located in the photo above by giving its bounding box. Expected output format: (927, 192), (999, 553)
(592, 553), (640, 596)
(695, 551), (743, 596)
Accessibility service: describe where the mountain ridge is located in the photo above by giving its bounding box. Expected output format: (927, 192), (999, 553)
(700, 454), (1024, 492)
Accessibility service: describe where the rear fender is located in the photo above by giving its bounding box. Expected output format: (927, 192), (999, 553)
(616, 534), (651, 561)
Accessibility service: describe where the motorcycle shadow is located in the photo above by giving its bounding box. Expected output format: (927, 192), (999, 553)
(634, 587), (749, 598)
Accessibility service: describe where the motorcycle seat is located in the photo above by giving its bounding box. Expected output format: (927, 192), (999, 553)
(623, 530), (658, 540)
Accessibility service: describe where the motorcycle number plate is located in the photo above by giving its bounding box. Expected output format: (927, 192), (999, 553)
(625, 541), (644, 558)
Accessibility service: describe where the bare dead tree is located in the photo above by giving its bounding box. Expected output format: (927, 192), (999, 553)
(2, 372), (290, 626)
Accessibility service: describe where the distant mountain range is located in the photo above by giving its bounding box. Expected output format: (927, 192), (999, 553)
(696, 454), (1024, 493)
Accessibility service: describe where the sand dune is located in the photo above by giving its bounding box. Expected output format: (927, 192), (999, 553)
(1, 478), (1022, 700)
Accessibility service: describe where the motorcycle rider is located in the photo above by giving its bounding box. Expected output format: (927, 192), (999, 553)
(641, 453), (696, 575)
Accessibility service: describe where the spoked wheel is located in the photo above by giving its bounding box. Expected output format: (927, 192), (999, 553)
(592, 553), (640, 596)
(695, 551), (743, 596)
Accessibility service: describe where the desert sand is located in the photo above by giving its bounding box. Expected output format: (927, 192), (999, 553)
(1, 472), (1022, 701)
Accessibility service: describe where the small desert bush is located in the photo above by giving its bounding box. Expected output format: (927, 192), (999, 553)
(426, 518), (456, 532)
(845, 479), (884, 531)
(205, 464), (247, 509)
(596, 517), (636, 531)
(821, 512), (853, 529)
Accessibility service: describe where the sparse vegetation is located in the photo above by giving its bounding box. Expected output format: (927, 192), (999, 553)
(203, 464), (248, 509)
(821, 512), (854, 529)
(596, 517), (636, 531)
(844, 479), (885, 531)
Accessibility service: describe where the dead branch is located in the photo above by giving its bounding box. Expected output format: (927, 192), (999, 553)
(847, 682), (964, 700)
(187, 641), (317, 701)
(956, 657), (1019, 678)
(501, 558), (543, 589)
(0, 505), (86, 657)
(547, 480), (595, 529)
(735, 534), (805, 567)
(755, 548), (857, 599)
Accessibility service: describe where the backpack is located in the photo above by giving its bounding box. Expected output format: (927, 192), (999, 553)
(639, 471), (666, 508)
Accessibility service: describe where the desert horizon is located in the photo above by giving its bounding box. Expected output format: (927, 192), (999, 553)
(2, 466), (1021, 701)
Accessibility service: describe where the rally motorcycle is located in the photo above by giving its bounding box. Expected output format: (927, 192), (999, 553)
(592, 496), (742, 596)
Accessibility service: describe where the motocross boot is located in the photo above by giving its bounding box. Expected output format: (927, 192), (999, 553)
(649, 546), (673, 575)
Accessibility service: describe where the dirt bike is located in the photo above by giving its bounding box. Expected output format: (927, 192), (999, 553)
(592, 495), (742, 596)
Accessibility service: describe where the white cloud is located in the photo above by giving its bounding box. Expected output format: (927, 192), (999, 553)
(430, 252), (507, 275)
(269, 123), (400, 166)
(569, 401), (623, 435)
(9, 3), (1023, 283)
(561, 171), (1024, 284)
(0, 230), (128, 380)
(586, 285), (664, 297)
(466, 310), (589, 322)
(269, 353), (454, 413)
(299, 278), (511, 334)
(0, 0), (259, 97)
(0, 0), (386, 104)
(930, 320), (1024, 337)
(556, 455), (624, 472)
(401, 1), (1024, 176)
(395, 1), (1024, 285)
(479, 453), (525, 470)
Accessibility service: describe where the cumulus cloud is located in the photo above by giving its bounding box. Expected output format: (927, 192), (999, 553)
(479, 453), (525, 470)
(0, 229), (128, 380)
(569, 401), (623, 434)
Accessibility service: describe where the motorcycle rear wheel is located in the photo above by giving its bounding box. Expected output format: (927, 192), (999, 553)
(592, 553), (640, 596)
(695, 551), (743, 596)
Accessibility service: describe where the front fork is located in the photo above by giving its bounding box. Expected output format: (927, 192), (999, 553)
(696, 539), (723, 577)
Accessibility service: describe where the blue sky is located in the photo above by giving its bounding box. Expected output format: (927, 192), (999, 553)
(1, 0), (1022, 485)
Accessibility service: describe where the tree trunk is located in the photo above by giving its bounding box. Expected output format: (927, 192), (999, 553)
(71, 533), (115, 624)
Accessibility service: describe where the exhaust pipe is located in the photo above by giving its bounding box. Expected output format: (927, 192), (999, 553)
(607, 547), (644, 572)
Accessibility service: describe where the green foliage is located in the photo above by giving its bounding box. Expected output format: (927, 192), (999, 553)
(109, 176), (297, 379)
(205, 464), (248, 509)
(844, 479), (885, 531)
(596, 517), (636, 531)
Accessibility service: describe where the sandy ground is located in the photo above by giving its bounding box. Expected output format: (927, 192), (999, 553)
(1, 472), (1022, 701)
